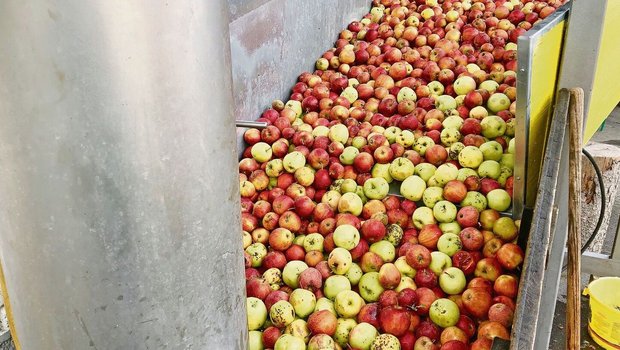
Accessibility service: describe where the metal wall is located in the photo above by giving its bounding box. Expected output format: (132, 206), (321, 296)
(0, 1), (246, 349)
(229, 0), (371, 130)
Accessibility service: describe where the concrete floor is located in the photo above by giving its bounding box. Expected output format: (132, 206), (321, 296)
(551, 107), (620, 349)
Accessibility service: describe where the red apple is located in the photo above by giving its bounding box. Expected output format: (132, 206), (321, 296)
(496, 243), (524, 270)
(358, 302), (381, 328)
(406, 244), (433, 269)
(380, 306), (412, 337)
(452, 250), (477, 275)
(308, 309), (338, 336)
(462, 287), (493, 319)
(443, 180), (468, 203)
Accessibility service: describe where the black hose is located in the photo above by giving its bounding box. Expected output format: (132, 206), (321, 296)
(561, 148), (606, 272)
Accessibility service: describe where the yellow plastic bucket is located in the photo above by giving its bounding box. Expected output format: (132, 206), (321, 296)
(583, 277), (620, 349)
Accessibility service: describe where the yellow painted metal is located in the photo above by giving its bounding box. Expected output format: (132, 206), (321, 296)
(0, 261), (20, 350)
(585, 0), (620, 143)
(526, 21), (566, 207)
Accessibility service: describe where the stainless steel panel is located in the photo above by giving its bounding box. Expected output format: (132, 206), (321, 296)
(229, 0), (370, 147)
(0, 1), (247, 349)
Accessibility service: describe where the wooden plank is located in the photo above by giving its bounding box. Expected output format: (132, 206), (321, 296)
(567, 87), (584, 350)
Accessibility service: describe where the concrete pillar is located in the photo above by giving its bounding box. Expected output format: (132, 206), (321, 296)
(0, 1), (247, 349)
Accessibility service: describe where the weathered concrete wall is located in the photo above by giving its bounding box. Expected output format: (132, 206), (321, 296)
(229, 0), (371, 127)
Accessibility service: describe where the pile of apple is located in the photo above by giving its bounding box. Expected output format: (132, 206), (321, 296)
(240, 0), (563, 349)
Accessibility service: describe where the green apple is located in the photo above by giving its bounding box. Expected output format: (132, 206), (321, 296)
(342, 86), (359, 104)
(487, 189), (511, 211)
(437, 233), (462, 256)
(427, 81), (445, 96)
(355, 186), (368, 204)
(395, 130), (416, 147)
(477, 160), (501, 179)
(386, 224), (404, 246)
(349, 322), (379, 350)
(436, 95), (457, 111)
(308, 334), (336, 350)
(505, 118), (516, 137)
(479, 80), (499, 93)
(469, 105), (489, 119)
(461, 191), (488, 212)
(285, 99), (302, 117)
(266, 159), (284, 177)
(329, 124), (349, 144)
(434, 163), (459, 186)
(303, 233), (324, 252)
(443, 116), (464, 130)
(283, 261), (309, 288)
(493, 216), (519, 241)
(285, 319), (311, 343)
(335, 290), (365, 318)
(251, 142), (273, 163)
(324, 275), (352, 300)
(487, 93), (511, 113)
(345, 262), (363, 285)
(500, 153), (514, 169)
(246, 297), (267, 331)
(290, 288), (317, 318)
(334, 318), (358, 346)
(480, 141), (504, 161)
(338, 192), (364, 216)
(283, 151), (307, 173)
(508, 138), (515, 154)
(364, 177), (390, 200)
(497, 167), (513, 186)
(315, 297), (337, 315)
(333, 225), (361, 250)
(352, 136), (367, 149)
(439, 267), (467, 295)
(440, 128), (461, 146)
(429, 298), (460, 328)
(480, 115), (507, 139)
(423, 186), (444, 208)
(449, 142), (465, 160)
(389, 157), (415, 181)
(400, 175), (427, 201)
(358, 272), (385, 302)
(458, 146), (484, 168)
(248, 330), (264, 350)
(453, 76), (477, 95)
(413, 136), (435, 156)
(395, 276), (417, 292)
(275, 334), (305, 350)
(293, 234), (306, 247)
(340, 146), (360, 165)
(312, 125), (330, 137)
(397, 86), (417, 102)
(371, 163), (394, 183)
(455, 94), (465, 107)
(433, 200), (458, 223)
(246, 243), (267, 268)
(439, 222), (462, 235)
(341, 178), (358, 193)
(429, 251), (452, 275)
(415, 163), (437, 182)
(263, 268), (282, 286)
(384, 127), (401, 144)
(457, 167), (479, 181)
(395, 256), (416, 278)
(369, 240), (396, 263)
(412, 206), (437, 229)
(270, 300), (296, 328)
(426, 176), (441, 188)
(371, 334), (401, 350)
(328, 247), (353, 275)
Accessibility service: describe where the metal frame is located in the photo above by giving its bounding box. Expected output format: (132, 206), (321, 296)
(513, 3), (570, 219)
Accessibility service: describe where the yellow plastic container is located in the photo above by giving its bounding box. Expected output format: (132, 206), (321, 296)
(583, 277), (620, 349)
